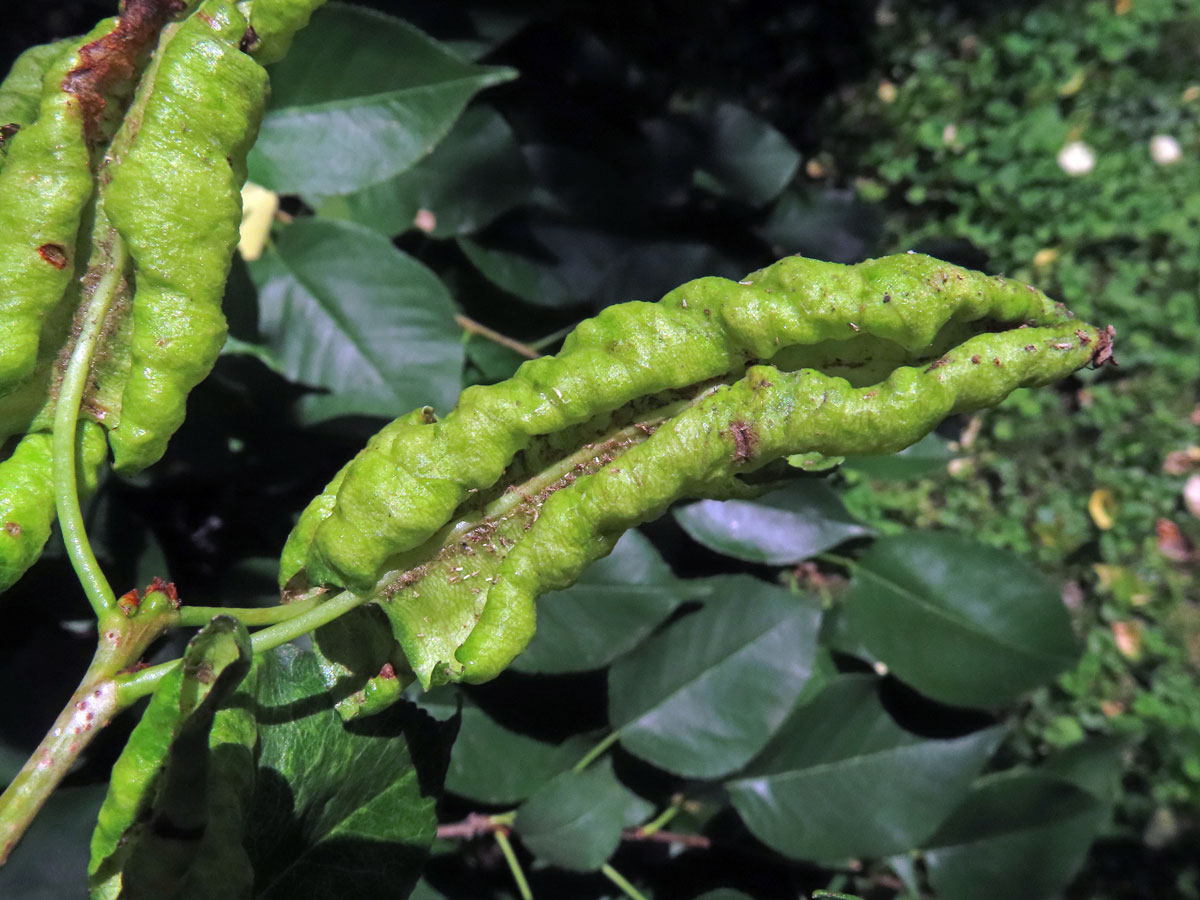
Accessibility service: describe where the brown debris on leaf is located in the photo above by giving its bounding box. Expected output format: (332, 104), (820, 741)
(1156, 518), (1198, 564)
(729, 421), (758, 463)
(61, 0), (183, 137)
(1090, 324), (1117, 368)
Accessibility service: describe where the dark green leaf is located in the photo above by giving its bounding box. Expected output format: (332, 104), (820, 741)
(88, 617), (253, 894)
(315, 107), (533, 238)
(758, 188), (878, 263)
(591, 240), (743, 308)
(1040, 737), (1125, 806)
(923, 772), (1106, 900)
(463, 335), (526, 385)
(119, 668), (259, 900)
(514, 531), (695, 675)
(245, 646), (447, 900)
(514, 757), (652, 871)
(609, 577), (822, 778)
(693, 103), (801, 206)
(841, 533), (1080, 708)
(458, 218), (633, 310)
(248, 5), (516, 195)
(727, 675), (1002, 862)
(674, 480), (871, 566)
(843, 432), (953, 480)
(458, 237), (576, 308)
(250, 219), (464, 421)
(409, 879), (451, 900)
(416, 687), (593, 805)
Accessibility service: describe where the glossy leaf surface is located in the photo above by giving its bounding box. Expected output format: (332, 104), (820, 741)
(248, 5), (515, 195)
(513, 530), (695, 675)
(514, 757), (652, 872)
(841, 533), (1079, 707)
(250, 218), (464, 421)
(727, 675), (1002, 862)
(609, 577), (821, 778)
(674, 480), (871, 565)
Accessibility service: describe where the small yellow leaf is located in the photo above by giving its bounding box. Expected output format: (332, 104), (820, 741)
(1033, 247), (1060, 268)
(1110, 620), (1143, 660)
(1089, 488), (1117, 530)
(1100, 700), (1125, 718)
(238, 181), (279, 262)
(1057, 70), (1086, 97)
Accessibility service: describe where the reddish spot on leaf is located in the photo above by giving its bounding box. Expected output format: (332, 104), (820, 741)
(0, 122), (19, 141)
(379, 663), (397, 679)
(38, 244), (68, 269)
(3, 522), (20, 537)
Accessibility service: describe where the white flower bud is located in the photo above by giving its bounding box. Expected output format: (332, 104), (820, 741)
(1057, 141), (1096, 176)
(1149, 134), (1182, 166)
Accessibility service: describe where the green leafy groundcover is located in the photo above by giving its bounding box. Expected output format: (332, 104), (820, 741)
(820, 0), (1200, 884)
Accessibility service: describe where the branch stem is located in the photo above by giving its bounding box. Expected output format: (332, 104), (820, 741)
(0, 640), (122, 863)
(637, 796), (683, 837)
(114, 589), (365, 706)
(248, 589), (363, 654)
(572, 730), (619, 773)
(455, 313), (540, 360)
(493, 827), (533, 900)
(601, 864), (651, 900)
(175, 595), (324, 628)
(52, 234), (129, 617)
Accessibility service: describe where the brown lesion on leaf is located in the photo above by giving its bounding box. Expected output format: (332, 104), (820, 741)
(187, 659), (216, 685)
(0, 122), (19, 143)
(924, 355), (950, 372)
(37, 244), (69, 269)
(61, 0), (183, 137)
(1090, 324), (1117, 368)
(729, 420), (758, 463)
(239, 25), (260, 53)
(3, 522), (21, 537)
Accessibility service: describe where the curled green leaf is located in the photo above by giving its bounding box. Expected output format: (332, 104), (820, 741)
(0, 27), (104, 393)
(247, 0), (328, 65)
(0, 422), (106, 595)
(103, 0), (270, 472)
(284, 253), (1107, 685)
(0, 39), (73, 172)
(88, 616), (252, 896)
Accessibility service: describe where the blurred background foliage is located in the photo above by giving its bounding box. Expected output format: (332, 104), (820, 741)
(1, 1), (1197, 898)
